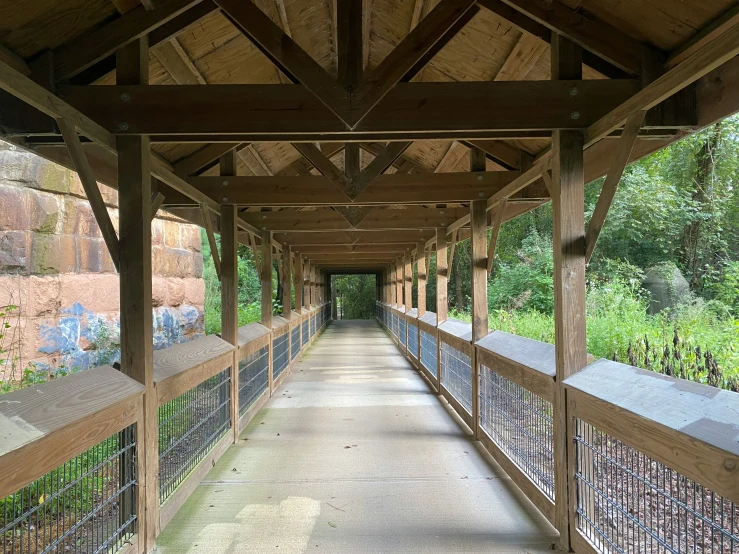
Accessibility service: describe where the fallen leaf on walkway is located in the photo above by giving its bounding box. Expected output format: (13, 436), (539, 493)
(328, 522), (337, 528)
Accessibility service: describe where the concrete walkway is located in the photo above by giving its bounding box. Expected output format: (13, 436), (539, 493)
(156, 320), (557, 553)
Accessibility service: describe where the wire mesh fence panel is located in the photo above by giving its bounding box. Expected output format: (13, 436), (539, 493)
(392, 314), (398, 338)
(479, 365), (554, 501)
(574, 419), (739, 554)
(272, 331), (289, 381)
(407, 323), (419, 359)
(310, 316), (316, 338)
(420, 329), (438, 378)
(291, 326), (300, 360)
(399, 318), (407, 347)
(1, 425), (137, 554)
(158, 368), (231, 503)
(440, 341), (472, 414)
(239, 345), (269, 415)
(302, 320), (309, 347)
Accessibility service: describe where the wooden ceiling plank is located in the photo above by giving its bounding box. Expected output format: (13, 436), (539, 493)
(668, 6), (739, 69)
(586, 23), (739, 147)
(348, 0), (476, 126)
(435, 141), (467, 173)
(53, 0), (203, 81)
(152, 38), (206, 85)
(0, 44), (31, 76)
(238, 145), (273, 176)
(59, 80), (638, 136)
(215, 0), (349, 124)
(173, 142), (244, 176)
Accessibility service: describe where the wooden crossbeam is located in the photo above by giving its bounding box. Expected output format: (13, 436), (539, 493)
(58, 119), (120, 271)
(333, 206), (376, 228)
(272, 230), (434, 246)
(585, 111), (646, 263)
(53, 0), (203, 81)
(58, 80), (639, 136)
(240, 206), (468, 232)
(200, 204), (221, 279)
(347, 0), (476, 126)
(297, 244), (417, 254)
(188, 170), (520, 206)
(215, 0), (349, 125)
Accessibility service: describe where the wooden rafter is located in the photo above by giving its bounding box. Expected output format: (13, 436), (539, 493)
(585, 111), (646, 263)
(350, 141), (412, 198)
(150, 191), (165, 220)
(494, 33), (546, 81)
(238, 145), (273, 176)
(215, 0), (349, 124)
(58, 119), (120, 271)
(53, 0), (204, 81)
(292, 143), (353, 198)
(348, 0), (476, 126)
(478, 0), (645, 75)
(435, 141), (467, 173)
(486, 198), (507, 275)
(152, 38), (206, 85)
(173, 143), (244, 176)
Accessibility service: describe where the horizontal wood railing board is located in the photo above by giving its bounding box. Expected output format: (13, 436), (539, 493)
(565, 359), (739, 504)
(154, 334), (235, 405)
(405, 308), (419, 318)
(418, 311), (438, 328)
(475, 331), (556, 400)
(438, 317), (473, 343)
(0, 366), (144, 498)
(237, 322), (271, 359)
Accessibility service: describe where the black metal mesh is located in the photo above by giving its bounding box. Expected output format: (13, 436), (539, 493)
(291, 326), (300, 360)
(399, 318), (407, 346)
(272, 331), (289, 380)
(479, 365), (554, 500)
(574, 419), (739, 553)
(407, 322), (419, 359)
(239, 345), (269, 415)
(158, 368), (231, 503)
(310, 315), (316, 337)
(440, 341), (472, 414)
(302, 319), (308, 347)
(392, 313), (398, 337)
(1, 426), (137, 554)
(420, 329), (438, 377)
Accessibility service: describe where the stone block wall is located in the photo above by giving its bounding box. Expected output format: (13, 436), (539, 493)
(0, 141), (205, 379)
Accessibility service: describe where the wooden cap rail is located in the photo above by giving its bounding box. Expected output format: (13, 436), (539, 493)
(418, 311), (437, 328)
(0, 365), (144, 499)
(237, 322), (271, 359)
(438, 317), (473, 353)
(153, 334), (235, 406)
(271, 315), (290, 333)
(565, 359), (739, 505)
(406, 308), (418, 318)
(476, 331), (556, 400)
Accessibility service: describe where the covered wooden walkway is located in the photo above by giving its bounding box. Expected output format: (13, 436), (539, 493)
(156, 320), (556, 553)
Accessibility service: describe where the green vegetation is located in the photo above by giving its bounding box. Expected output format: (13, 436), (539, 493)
(333, 274), (377, 319)
(428, 117), (739, 390)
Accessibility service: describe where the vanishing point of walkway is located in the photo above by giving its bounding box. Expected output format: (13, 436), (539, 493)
(156, 320), (557, 553)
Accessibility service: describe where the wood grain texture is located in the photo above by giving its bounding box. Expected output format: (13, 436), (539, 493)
(237, 322), (271, 359)
(416, 242), (427, 316)
(435, 228), (448, 324)
(220, 201), (238, 441)
(0, 366), (143, 498)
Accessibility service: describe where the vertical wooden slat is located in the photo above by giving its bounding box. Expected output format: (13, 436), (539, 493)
(261, 230), (273, 391)
(551, 33), (587, 551)
(435, 228), (448, 324)
(417, 242), (426, 316)
(116, 37), (158, 552)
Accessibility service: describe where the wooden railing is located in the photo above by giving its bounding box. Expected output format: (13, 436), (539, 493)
(377, 301), (739, 554)
(0, 302), (331, 554)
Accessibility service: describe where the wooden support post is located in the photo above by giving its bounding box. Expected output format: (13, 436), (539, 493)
(470, 199), (488, 439)
(282, 245), (292, 317)
(396, 258), (403, 308)
(417, 242), (427, 316)
(551, 33), (587, 551)
(404, 252), (412, 312)
(220, 150), (238, 442)
(220, 204), (238, 442)
(331, 274), (337, 319)
(436, 229), (448, 324)
(261, 230), (274, 330)
(116, 37), (157, 552)
(303, 260), (310, 310)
